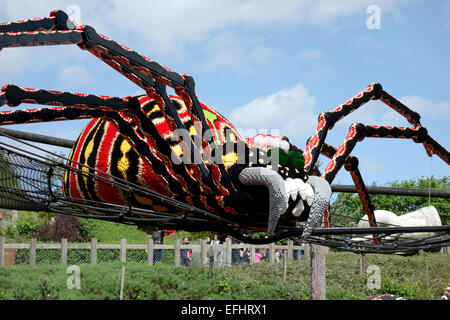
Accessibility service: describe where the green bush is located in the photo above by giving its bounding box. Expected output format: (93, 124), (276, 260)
(380, 278), (432, 300)
(78, 218), (94, 241)
(15, 212), (40, 239)
(0, 252), (448, 300)
(6, 224), (18, 239)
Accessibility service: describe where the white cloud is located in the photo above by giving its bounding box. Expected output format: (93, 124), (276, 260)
(298, 0), (406, 27)
(0, 45), (84, 86)
(228, 82), (317, 142)
(91, 0), (312, 55)
(0, 1), (409, 49)
(0, 0), (411, 78)
(200, 32), (283, 74)
(0, 48), (30, 83)
(96, 0), (407, 53)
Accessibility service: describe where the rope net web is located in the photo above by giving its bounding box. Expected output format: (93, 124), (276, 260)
(0, 132), (448, 254)
(0, 134), (222, 230)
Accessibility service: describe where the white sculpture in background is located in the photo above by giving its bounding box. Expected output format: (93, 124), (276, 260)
(356, 205), (442, 241)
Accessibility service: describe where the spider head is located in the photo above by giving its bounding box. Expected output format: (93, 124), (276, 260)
(227, 139), (314, 234)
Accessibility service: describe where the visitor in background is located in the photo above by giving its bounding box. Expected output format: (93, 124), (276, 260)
(212, 234), (224, 266)
(254, 250), (263, 263)
(180, 237), (191, 267)
(211, 234), (220, 245)
(152, 230), (164, 263)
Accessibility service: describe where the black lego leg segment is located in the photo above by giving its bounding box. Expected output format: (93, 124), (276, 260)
(0, 16), (57, 33)
(1, 85), (128, 110)
(0, 10), (75, 33)
(321, 123), (447, 184)
(0, 29), (84, 49)
(0, 92), (7, 106)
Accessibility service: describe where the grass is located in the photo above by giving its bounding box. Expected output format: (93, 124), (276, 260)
(78, 219), (151, 244)
(0, 251), (448, 300)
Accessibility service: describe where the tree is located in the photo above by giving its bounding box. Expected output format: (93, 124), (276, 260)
(330, 176), (449, 226)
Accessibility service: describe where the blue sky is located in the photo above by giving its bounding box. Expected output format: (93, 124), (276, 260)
(0, 0), (449, 189)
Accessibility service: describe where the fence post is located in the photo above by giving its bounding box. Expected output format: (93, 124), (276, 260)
(29, 238), (36, 266)
(225, 238), (231, 267)
(90, 238), (97, 264)
(283, 249), (287, 281)
(310, 244), (326, 300)
(174, 239), (180, 266)
(208, 245), (214, 278)
(287, 240), (293, 261)
(61, 238), (68, 265)
(250, 245), (255, 264)
(269, 242), (275, 265)
(147, 238), (154, 265)
(303, 243), (310, 261)
(119, 266), (125, 300)
(201, 239), (207, 266)
(0, 237), (4, 266)
(120, 238), (126, 263)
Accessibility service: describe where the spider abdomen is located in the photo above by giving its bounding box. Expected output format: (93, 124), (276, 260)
(62, 95), (245, 214)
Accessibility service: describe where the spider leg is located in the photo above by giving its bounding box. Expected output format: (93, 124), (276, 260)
(320, 143), (375, 226)
(0, 10), (235, 196)
(304, 83), (449, 242)
(322, 124), (449, 183)
(320, 142), (379, 244)
(303, 82), (449, 174)
(317, 122), (448, 242)
(0, 10), (75, 33)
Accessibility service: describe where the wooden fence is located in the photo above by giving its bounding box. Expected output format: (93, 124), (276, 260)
(0, 237), (308, 267)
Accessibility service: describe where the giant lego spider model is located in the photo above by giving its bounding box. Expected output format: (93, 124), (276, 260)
(0, 10), (449, 252)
